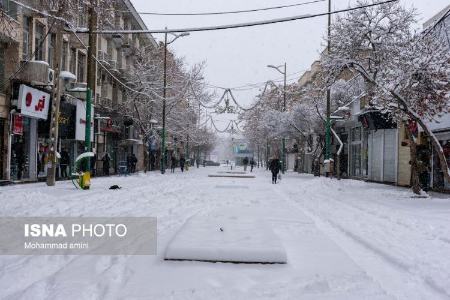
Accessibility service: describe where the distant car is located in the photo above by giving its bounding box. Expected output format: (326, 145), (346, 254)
(203, 160), (220, 166)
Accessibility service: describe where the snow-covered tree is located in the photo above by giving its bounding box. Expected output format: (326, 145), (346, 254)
(120, 43), (216, 169)
(323, 0), (450, 193)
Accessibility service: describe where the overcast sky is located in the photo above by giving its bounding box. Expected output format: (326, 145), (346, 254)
(131, 0), (449, 128)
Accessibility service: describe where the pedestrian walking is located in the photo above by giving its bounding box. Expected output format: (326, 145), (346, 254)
(60, 148), (70, 179)
(179, 156), (186, 172)
(269, 157), (281, 184)
(102, 152), (111, 176)
(90, 151), (96, 176)
(171, 154), (177, 173)
(250, 158), (255, 172)
(243, 156), (249, 171)
(131, 153), (137, 173)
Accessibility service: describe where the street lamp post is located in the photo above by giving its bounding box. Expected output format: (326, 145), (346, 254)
(160, 29), (190, 174)
(325, 0), (332, 176)
(267, 63), (287, 174)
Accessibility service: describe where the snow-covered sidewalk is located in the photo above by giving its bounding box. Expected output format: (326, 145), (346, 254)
(0, 168), (449, 299)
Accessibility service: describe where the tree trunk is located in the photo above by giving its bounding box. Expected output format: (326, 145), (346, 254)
(406, 128), (421, 195)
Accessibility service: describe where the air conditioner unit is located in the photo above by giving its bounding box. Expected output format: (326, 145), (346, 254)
(17, 60), (49, 85)
(47, 68), (55, 85)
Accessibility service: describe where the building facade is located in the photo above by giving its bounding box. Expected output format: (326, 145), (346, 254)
(0, 0), (157, 182)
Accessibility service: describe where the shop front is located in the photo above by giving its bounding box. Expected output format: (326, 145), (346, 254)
(9, 84), (50, 181)
(360, 111), (397, 183)
(58, 100), (77, 176)
(99, 116), (121, 175)
(427, 114), (450, 192)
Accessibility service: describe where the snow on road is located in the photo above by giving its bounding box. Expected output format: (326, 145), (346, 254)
(0, 167), (449, 299)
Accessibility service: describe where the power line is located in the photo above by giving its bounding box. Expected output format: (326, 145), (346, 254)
(10, 0), (165, 101)
(133, 0), (325, 16)
(76, 0), (399, 34)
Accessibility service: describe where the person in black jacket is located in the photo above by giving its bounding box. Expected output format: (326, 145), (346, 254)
(60, 149), (70, 179)
(131, 153), (138, 173)
(170, 154), (177, 173)
(102, 152), (111, 176)
(179, 156), (186, 172)
(250, 158), (255, 172)
(243, 156), (249, 171)
(269, 158), (281, 184)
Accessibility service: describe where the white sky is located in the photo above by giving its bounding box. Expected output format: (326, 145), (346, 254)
(131, 0), (449, 129)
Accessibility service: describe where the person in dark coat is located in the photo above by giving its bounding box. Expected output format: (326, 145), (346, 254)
(179, 156), (186, 172)
(126, 154), (132, 174)
(102, 152), (111, 176)
(269, 158), (281, 184)
(90, 152), (96, 176)
(15, 143), (25, 180)
(170, 155), (177, 173)
(60, 149), (70, 179)
(131, 153), (137, 173)
(250, 158), (255, 172)
(243, 156), (249, 171)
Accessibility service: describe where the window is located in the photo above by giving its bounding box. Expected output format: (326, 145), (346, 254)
(70, 48), (77, 74)
(1, 0), (18, 19)
(78, 0), (87, 28)
(47, 33), (55, 68)
(0, 44), (5, 91)
(22, 16), (31, 60)
(77, 52), (86, 82)
(351, 127), (361, 141)
(34, 22), (45, 61)
(61, 41), (68, 70)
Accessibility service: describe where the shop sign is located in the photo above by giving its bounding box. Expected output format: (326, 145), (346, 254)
(17, 85), (50, 120)
(13, 114), (23, 135)
(58, 102), (76, 139)
(100, 118), (121, 133)
(75, 99), (94, 142)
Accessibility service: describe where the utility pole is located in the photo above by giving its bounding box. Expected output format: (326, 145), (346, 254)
(161, 31), (168, 174)
(282, 62), (287, 174)
(267, 63), (287, 174)
(325, 0), (332, 175)
(86, 0), (97, 170)
(87, 1), (97, 100)
(197, 102), (200, 168)
(160, 30), (189, 174)
(46, 26), (63, 186)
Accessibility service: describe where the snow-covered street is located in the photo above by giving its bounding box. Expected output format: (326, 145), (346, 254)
(0, 167), (449, 299)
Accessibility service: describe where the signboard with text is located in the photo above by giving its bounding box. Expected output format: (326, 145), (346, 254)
(17, 85), (50, 120)
(12, 114), (23, 135)
(75, 99), (94, 142)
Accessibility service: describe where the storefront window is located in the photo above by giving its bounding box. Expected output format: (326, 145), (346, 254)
(350, 127), (362, 177)
(362, 129), (369, 176)
(351, 127), (361, 141)
(11, 117), (31, 180)
(37, 139), (50, 178)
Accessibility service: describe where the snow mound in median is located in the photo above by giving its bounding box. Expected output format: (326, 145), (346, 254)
(165, 211), (287, 264)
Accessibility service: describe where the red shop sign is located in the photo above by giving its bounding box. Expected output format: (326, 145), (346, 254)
(13, 114), (23, 135)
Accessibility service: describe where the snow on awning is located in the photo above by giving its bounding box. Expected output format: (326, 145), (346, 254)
(424, 114), (450, 133)
(165, 211), (287, 264)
